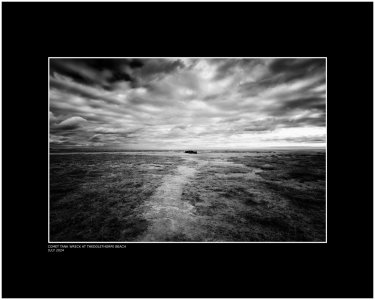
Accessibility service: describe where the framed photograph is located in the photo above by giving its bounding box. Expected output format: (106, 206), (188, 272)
(2, 2), (373, 298)
(48, 57), (327, 244)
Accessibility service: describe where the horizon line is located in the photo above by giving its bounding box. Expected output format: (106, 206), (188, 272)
(50, 146), (326, 152)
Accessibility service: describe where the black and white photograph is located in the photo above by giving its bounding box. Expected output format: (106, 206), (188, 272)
(49, 57), (326, 242)
(2, 2), (374, 298)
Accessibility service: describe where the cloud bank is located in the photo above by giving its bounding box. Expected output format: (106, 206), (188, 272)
(49, 58), (326, 150)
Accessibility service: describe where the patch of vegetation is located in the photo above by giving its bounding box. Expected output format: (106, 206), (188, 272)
(182, 151), (326, 241)
(164, 232), (190, 241)
(50, 151), (326, 242)
(50, 154), (184, 241)
(262, 180), (325, 209)
(287, 169), (325, 182)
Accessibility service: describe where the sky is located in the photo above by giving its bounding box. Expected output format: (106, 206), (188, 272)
(49, 58), (326, 150)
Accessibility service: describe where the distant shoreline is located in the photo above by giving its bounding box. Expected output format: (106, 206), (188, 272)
(50, 148), (326, 154)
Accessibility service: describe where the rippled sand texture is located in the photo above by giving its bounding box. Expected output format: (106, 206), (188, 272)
(50, 150), (326, 242)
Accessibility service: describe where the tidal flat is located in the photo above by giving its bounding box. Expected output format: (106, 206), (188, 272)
(49, 150), (326, 242)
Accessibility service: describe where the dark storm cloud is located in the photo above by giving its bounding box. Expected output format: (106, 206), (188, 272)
(238, 80), (275, 97)
(212, 58), (264, 80)
(49, 58), (326, 149)
(269, 58), (325, 82)
(269, 96), (326, 116)
(50, 58), (185, 91)
(135, 59), (184, 81)
(50, 77), (123, 104)
(50, 58), (143, 90)
(284, 96), (325, 111)
(289, 115), (326, 127)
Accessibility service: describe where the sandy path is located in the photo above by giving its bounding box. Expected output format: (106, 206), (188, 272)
(138, 157), (204, 241)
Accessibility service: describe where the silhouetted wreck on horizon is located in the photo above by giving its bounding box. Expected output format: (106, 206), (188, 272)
(185, 150), (197, 154)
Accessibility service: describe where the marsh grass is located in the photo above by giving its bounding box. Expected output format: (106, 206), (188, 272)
(50, 151), (326, 242)
(50, 154), (184, 241)
(180, 151), (326, 241)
